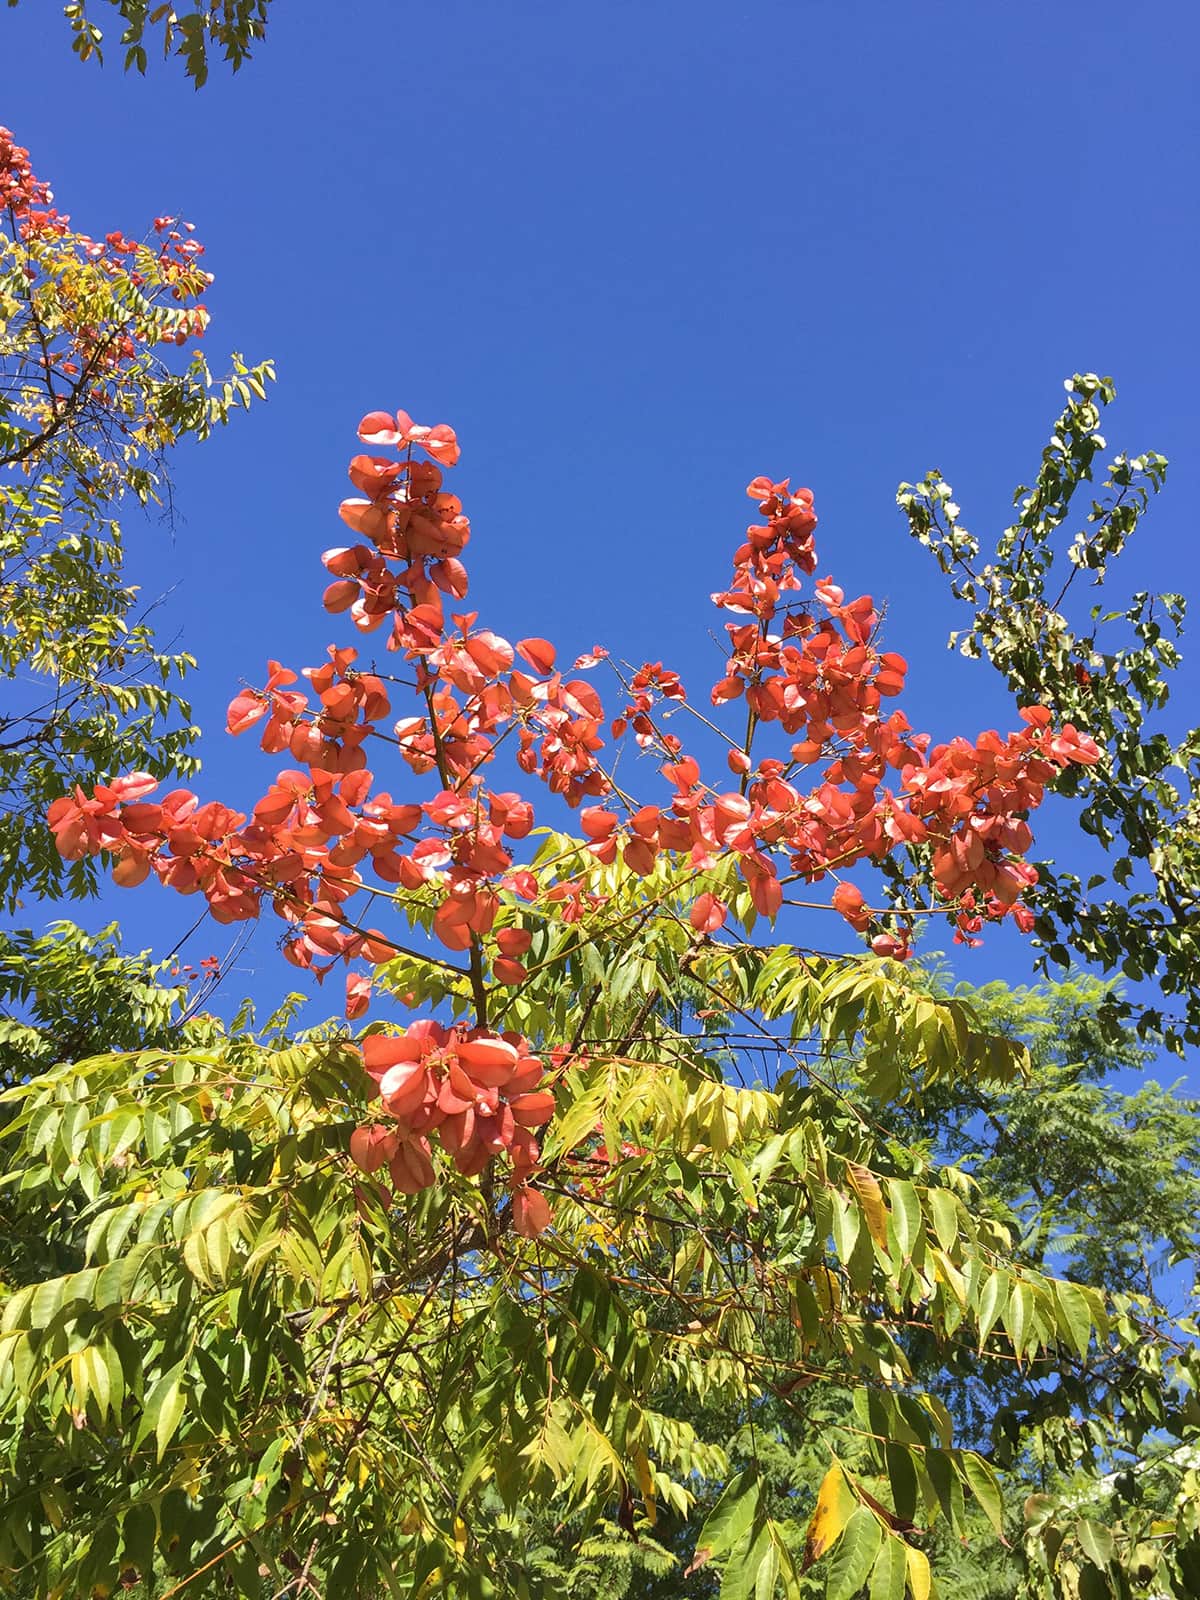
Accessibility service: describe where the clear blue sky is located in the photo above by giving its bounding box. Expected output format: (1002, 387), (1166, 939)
(3, 0), (1198, 1042)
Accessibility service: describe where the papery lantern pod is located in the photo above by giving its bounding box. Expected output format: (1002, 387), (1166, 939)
(109, 772), (160, 802)
(495, 926), (532, 959)
(744, 858), (783, 918)
(464, 630), (515, 677)
(362, 1029), (433, 1082)
(112, 848), (152, 889)
(348, 454), (405, 498)
(357, 410), (401, 447)
(437, 1063), (479, 1116)
(513, 1185), (553, 1238)
(433, 913), (474, 952)
(338, 497), (391, 541)
(713, 792), (753, 837)
(662, 755), (701, 790)
(494, 796), (535, 840)
(509, 1091), (555, 1129)
(516, 637), (557, 675)
(509, 1126), (541, 1179)
(475, 1103), (515, 1151)
(119, 801), (165, 837)
(388, 1138), (437, 1195)
(289, 722), (326, 766)
(492, 957), (528, 986)
(430, 557), (469, 598)
(452, 1139), (493, 1178)
(506, 1056), (544, 1096)
(580, 806), (618, 841)
(436, 1106), (473, 1155)
(338, 768), (373, 808)
(379, 1060), (432, 1119)
(345, 972), (372, 1019)
(227, 689), (269, 736)
(162, 856), (200, 893)
(689, 891), (727, 935)
(400, 418), (460, 467)
(359, 930), (396, 965)
(322, 545), (368, 576)
(465, 889), (499, 936)
(502, 869), (539, 900)
(630, 805), (662, 840)
(623, 837), (658, 877)
(303, 915), (352, 957)
(455, 1034), (519, 1085)
(350, 1124), (397, 1173)
(831, 881), (870, 930)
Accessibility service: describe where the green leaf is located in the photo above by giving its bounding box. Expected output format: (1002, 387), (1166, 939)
(905, 1544), (931, 1600)
(869, 1535), (907, 1600)
(887, 1179), (922, 1263)
(697, 1466), (761, 1563)
(1076, 1518), (1114, 1570)
(826, 1507), (882, 1599)
(1054, 1280), (1095, 1360)
(961, 1452), (1006, 1540)
(136, 1360), (187, 1461)
(926, 1188), (959, 1253)
(976, 1269), (1009, 1351)
(1003, 1279), (1033, 1360)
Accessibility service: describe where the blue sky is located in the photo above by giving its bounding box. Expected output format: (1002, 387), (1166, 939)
(3, 0), (1198, 1045)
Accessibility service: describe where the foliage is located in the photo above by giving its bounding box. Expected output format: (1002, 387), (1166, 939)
(519, 970), (1200, 1600)
(4, 0), (272, 84)
(0, 920), (189, 1091)
(2, 945), (1196, 1598)
(898, 375), (1200, 1051)
(3, 389), (1196, 1598)
(0, 126), (274, 907)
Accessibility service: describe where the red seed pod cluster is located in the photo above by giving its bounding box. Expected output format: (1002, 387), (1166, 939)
(48, 402), (1106, 1232)
(352, 1022), (553, 1234)
(0, 126), (52, 215)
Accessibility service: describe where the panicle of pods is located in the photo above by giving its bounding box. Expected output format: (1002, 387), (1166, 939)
(1, 126), (211, 374)
(352, 1022), (553, 1237)
(47, 403), (1101, 1231)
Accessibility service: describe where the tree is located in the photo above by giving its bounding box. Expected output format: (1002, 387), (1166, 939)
(0, 125), (273, 907)
(4, 0), (272, 85)
(3, 383), (1195, 1598)
(898, 375), (1200, 1051)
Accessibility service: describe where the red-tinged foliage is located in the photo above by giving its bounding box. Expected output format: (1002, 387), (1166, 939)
(48, 405), (1104, 1232)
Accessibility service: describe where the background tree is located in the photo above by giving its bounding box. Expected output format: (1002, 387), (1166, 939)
(3, 0), (272, 84)
(898, 375), (1200, 1052)
(0, 125), (273, 907)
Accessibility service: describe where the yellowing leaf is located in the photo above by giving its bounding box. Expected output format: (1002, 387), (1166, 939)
(846, 1162), (890, 1249)
(804, 1460), (857, 1569)
(905, 1544), (931, 1600)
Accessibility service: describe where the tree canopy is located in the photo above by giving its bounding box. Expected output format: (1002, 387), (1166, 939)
(0, 31), (1196, 1599)
(1, 360), (1196, 1599)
